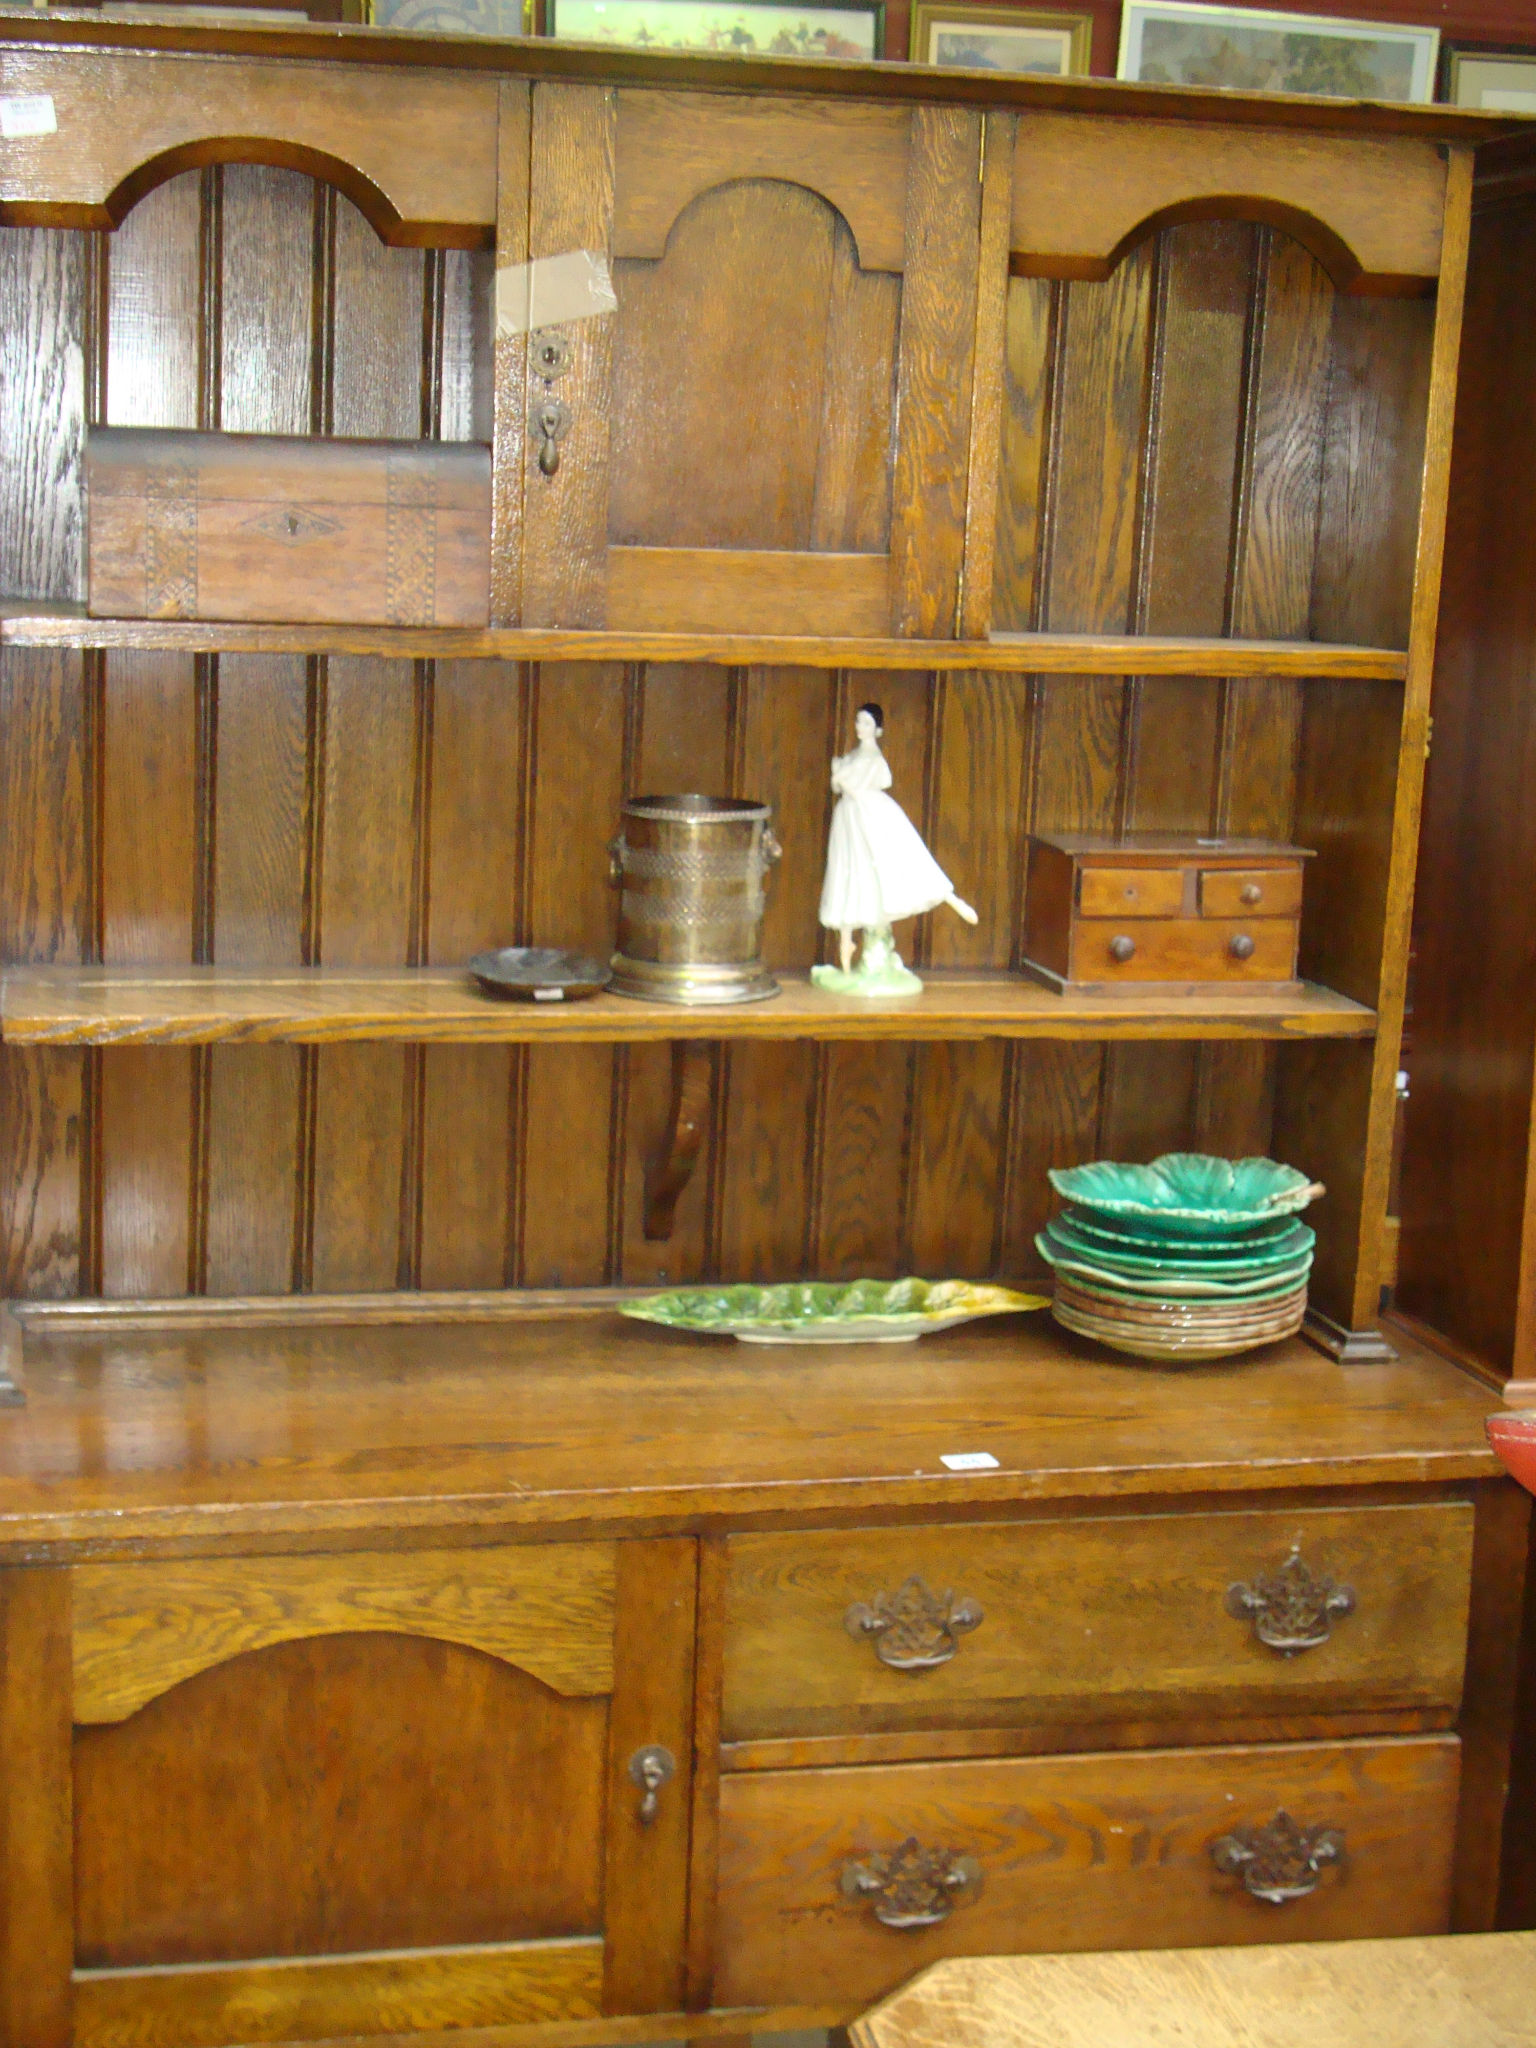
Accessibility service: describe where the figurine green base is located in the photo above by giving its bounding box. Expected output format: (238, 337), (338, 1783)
(810, 925), (924, 997)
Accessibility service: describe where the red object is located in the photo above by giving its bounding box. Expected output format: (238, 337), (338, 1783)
(1488, 1411), (1536, 1497)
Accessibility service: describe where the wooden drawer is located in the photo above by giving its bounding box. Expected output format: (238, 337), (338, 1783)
(1077, 867), (1186, 918)
(714, 1735), (1459, 2007)
(1200, 866), (1305, 918)
(720, 1504), (1473, 1741)
(1070, 916), (1298, 984)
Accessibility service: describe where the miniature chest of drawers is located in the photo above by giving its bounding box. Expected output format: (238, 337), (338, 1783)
(1022, 836), (1312, 994)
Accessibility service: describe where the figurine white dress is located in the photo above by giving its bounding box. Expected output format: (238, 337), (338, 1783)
(812, 704), (977, 996)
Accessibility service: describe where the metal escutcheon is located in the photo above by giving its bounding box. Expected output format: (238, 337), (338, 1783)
(627, 1743), (676, 1824)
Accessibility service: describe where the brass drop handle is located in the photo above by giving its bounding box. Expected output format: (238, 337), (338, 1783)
(627, 1743), (675, 1825)
(1241, 882), (1263, 904)
(845, 1575), (983, 1670)
(608, 834), (626, 887)
(533, 394), (572, 476)
(841, 1839), (982, 1928)
(1109, 935), (1136, 963)
(1227, 1544), (1355, 1653)
(1212, 1812), (1344, 1902)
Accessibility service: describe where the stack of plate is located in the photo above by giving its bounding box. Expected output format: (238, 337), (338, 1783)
(1037, 1153), (1323, 1363)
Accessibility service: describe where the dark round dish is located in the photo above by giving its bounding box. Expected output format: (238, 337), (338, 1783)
(469, 947), (613, 1002)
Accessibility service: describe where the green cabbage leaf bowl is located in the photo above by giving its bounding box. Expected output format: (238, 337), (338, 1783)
(1049, 1154), (1323, 1238)
(622, 1277), (1047, 1344)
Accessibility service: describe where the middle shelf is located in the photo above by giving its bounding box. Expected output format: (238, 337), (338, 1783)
(0, 967), (1377, 1045)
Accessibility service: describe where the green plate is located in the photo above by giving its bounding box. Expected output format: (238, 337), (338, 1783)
(1049, 1153), (1323, 1238)
(1045, 1215), (1315, 1276)
(1036, 1235), (1313, 1299)
(1055, 1205), (1309, 1257)
(622, 1277), (1048, 1345)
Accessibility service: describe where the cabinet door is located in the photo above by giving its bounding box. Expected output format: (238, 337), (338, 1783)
(516, 83), (996, 638)
(47, 1538), (695, 2046)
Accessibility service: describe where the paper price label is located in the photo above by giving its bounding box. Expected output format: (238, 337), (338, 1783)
(1, 94), (58, 140)
(940, 1450), (1000, 1472)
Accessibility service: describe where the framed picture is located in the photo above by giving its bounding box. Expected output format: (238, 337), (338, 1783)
(1444, 45), (1536, 112)
(542, 0), (883, 55)
(908, 2), (1091, 73)
(1118, 0), (1439, 102)
(368, 0), (531, 31)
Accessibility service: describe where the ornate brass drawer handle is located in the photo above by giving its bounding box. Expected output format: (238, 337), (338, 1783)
(1226, 1543), (1355, 1653)
(1212, 1811), (1345, 1903)
(845, 1575), (983, 1670)
(840, 1838), (982, 1928)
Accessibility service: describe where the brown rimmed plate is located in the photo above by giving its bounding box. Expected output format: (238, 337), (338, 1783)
(469, 947), (613, 1002)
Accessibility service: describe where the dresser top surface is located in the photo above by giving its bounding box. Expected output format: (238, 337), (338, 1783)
(0, 1310), (1498, 1553)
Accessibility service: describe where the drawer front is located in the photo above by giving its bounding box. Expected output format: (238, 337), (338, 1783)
(1076, 866), (1186, 918)
(1200, 866), (1304, 918)
(715, 1735), (1459, 2007)
(1069, 915), (1297, 983)
(721, 1503), (1473, 1741)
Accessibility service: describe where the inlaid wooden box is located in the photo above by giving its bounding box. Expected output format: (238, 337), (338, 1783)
(86, 428), (491, 627)
(1023, 835), (1312, 994)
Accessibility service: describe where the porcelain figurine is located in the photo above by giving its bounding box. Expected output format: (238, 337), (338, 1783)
(811, 703), (977, 996)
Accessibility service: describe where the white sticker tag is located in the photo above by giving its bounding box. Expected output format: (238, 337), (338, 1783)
(495, 249), (617, 339)
(533, 987), (565, 1001)
(0, 94), (58, 140)
(940, 1451), (1000, 1472)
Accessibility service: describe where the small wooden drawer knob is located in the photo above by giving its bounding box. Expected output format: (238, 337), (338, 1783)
(1241, 882), (1263, 904)
(1108, 935), (1136, 962)
(1228, 933), (1256, 961)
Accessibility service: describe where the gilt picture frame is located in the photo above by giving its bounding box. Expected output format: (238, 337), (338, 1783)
(1444, 45), (1536, 113)
(1118, 0), (1439, 103)
(908, 2), (1092, 75)
(542, 0), (883, 56)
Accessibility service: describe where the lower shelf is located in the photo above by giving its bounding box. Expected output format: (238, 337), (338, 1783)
(0, 965), (1377, 1045)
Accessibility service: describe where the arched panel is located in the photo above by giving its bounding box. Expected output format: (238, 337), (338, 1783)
(1011, 111), (1446, 295)
(609, 177), (898, 557)
(614, 89), (909, 273)
(74, 1630), (608, 1966)
(71, 1543), (616, 1722)
(0, 49), (496, 247)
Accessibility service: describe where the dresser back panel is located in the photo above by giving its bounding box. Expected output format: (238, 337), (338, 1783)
(0, 166), (1420, 1299)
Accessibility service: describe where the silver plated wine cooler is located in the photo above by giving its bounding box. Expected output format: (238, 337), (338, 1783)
(609, 794), (782, 1004)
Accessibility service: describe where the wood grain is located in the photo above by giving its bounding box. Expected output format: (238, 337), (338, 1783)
(720, 1503), (1474, 1741)
(715, 1736), (1461, 2007)
(73, 1938), (603, 2048)
(0, 1566), (73, 2048)
(1009, 114), (1446, 292)
(71, 1541), (617, 1721)
(850, 1930), (1536, 2048)
(613, 91), (908, 275)
(0, 48), (498, 245)
(607, 549), (888, 638)
(889, 105), (982, 638)
(2, 609), (1412, 676)
(0, 964), (1379, 1044)
(523, 82), (616, 630)
(0, 1309), (1498, 1549)
(74, 1631), (608, 1965)
(603, 1538), (697, 2014)
(491, 80), (530, 629)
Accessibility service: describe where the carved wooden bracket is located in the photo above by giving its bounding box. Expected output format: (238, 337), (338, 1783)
(643, 1041), (714, 1242)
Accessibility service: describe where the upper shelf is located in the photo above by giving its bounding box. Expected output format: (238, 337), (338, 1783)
(0, 966), (1376, 1045)
(0, 606), (1409, 678)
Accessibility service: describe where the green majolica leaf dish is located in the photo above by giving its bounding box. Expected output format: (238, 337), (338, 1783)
(1053, 1206), (1308, 1258)
(1048, 1154), (1323, 1238)
(1036, 1235), (1313, 1299)
(1044, 1215), (1315, 1277)
(622, 1278), (1048, 1345)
